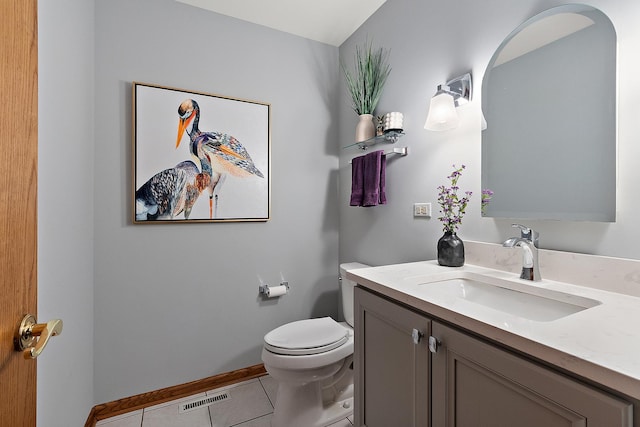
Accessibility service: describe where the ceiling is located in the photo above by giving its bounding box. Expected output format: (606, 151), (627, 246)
(175, 0), (387, 46)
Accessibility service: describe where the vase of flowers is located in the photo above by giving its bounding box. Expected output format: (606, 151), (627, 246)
(437, 165), (472, 267)
(437, 232), (465, 267)
(342, 42), (391, 142)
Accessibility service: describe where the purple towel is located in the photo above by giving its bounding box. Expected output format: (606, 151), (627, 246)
(350, 155), (364, 206)
(379, 154), (386, 204)
(351, 150), (387, 207)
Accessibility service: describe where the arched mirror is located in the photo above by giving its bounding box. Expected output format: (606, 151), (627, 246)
(481, 4), (616, 221)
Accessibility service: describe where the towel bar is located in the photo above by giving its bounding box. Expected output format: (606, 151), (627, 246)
(349, 146), (408, 164)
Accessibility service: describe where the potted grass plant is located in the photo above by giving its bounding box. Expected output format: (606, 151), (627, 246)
(342, 42), (391, 142)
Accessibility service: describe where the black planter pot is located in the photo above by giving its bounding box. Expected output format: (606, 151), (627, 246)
(437, 231), (465, 267)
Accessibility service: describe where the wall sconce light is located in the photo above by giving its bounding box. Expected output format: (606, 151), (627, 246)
(424, 73), (472, 131)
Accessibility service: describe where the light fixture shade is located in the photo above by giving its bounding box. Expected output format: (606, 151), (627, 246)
(424, 92), (460, 131)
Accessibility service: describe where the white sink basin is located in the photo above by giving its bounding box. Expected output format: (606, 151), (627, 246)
(422, 277), (601, 322)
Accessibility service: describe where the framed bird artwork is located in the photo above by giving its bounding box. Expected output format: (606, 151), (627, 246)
(133, 82), (270, 223)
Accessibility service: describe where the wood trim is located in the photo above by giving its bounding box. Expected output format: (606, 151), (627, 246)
(84, 363), (267, 427)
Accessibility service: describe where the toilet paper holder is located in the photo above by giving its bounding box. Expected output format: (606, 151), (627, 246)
(259, 280), (290, 297)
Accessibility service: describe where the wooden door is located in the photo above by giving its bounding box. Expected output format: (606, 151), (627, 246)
(0, 1), (38, 426)
(431, 321), (632, 427)
(354, 287), (430, 427)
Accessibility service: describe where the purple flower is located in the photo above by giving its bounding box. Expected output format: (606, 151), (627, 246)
(481, 189), (494, 215)
(437, 164), (471, 233)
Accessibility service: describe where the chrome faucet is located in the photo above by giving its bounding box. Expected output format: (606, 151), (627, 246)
(502, 224), (541, 281)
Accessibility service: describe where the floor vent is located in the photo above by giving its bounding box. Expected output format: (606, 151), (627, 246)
(179, 391), (231, 413)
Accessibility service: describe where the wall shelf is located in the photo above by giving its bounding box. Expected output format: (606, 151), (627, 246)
(343, 130), (404, 150)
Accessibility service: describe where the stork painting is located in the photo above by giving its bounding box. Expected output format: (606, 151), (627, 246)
(133, 82), (270, 223)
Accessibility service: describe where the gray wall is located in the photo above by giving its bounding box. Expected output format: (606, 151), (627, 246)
(339, 0), (640, 265)
(38, 0), (95, 425)
(93, 0), (339, 403)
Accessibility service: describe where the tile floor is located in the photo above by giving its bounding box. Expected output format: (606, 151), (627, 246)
(96, 375), (354, 427)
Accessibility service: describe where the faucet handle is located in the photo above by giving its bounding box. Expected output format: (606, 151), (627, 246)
(511, 223), (530, 235)
(511, 224), (539, 244)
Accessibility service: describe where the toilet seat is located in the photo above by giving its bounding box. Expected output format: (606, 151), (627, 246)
(264, 317), (349, 356)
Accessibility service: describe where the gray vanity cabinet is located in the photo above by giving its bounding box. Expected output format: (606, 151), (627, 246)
(354, 287), (430, 427)
(431, 321), (632, 426)
(355, 286), (633, 427)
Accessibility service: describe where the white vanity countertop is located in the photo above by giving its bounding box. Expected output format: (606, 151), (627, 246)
(347, 261), (640, 400)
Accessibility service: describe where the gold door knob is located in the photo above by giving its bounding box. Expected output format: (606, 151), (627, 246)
(14, 314), (63, 359)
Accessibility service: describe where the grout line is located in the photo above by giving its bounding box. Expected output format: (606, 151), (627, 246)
(258, 377), (276, 409)
(229, 413), (272, 427)
(206, 396), (214, 427)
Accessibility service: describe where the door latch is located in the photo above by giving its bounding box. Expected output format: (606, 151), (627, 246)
(14, 314), (63, 359)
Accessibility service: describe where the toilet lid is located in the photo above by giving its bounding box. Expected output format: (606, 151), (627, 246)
(264, 317), (349, 356)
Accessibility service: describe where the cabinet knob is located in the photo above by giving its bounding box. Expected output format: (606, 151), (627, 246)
(412, 328), (423, 345)
(428, 336), (440, 353)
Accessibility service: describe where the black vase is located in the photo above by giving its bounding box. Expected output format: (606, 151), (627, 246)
(437, 231), (465, 267)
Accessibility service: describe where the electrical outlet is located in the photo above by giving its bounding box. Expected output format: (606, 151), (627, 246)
(413, 203), (432, 218)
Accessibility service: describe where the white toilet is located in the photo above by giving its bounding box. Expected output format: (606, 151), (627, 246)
(261, 262), (369, 427)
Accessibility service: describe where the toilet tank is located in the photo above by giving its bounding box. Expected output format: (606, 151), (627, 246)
(339, 262), (371, 327)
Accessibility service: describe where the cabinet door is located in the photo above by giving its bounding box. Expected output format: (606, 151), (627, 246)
(354, 287), (430, 427)
(431, 322), (632, 427)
